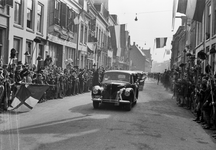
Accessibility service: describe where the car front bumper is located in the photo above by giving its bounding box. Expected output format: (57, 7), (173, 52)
(92, 97), (130, 105)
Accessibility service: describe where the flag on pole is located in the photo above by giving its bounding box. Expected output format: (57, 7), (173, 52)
(155, 38), (167, 48)
(177, 0), (205, 22)
(109, 24), (125, 57)
(73, 8), (84, 25)
(172, 0), (179, 30)
(8, 84), (49, 112)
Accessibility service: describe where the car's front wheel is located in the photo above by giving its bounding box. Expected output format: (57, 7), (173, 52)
(93, 101), (100, 109)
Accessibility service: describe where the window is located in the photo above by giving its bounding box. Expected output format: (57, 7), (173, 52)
(213, 1), (216, 35)
(38, 44), (44, 59)
(0, 0), (3, 7)
(54, 0), (60, 25)
(196, 22), (203, 45)
(206, 4), (211, 39)
(98, 29), (101, 45)
(26, 40), (33, 64)
(60, 2), (67, 28)
(67, 9), (74, 32)
(84, 26), (87, 44)
(80, 24), (84, 43)
(13, 38), (22, 61)
(27, 0), (33, 29)
(0, 29), (3, 59)
(37, 3), (43, 33)
(14, 0), (22, 25)
(65, 47), (74, 61)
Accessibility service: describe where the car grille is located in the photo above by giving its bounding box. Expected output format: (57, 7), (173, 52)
(102, 84), (119, 100)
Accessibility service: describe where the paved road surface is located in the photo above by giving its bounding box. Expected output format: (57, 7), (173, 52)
(0, 79), (216, 150)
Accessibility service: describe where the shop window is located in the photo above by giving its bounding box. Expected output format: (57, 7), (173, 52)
(37, 3), (43, 33)
(14, 0), (22, 25)
(27, 0), (33, 29)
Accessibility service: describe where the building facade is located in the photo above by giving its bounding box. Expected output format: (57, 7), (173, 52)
(142, 48), (152, 72)
(172, 0), (216, 75)
(2, 0), (134, 70)
(8, 0), (48, 66)
(129, 42), (146, 71)
(0, 0), (12, 64)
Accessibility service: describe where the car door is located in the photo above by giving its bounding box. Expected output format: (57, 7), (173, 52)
(130, 74), (138, 99)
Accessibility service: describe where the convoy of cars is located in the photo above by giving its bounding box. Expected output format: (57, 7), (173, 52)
(91, 70), (146, 111)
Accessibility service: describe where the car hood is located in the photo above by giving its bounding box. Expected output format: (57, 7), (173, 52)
(101, 80), (130, 87)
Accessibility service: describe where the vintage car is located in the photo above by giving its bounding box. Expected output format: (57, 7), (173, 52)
(91, 70), (139, 111)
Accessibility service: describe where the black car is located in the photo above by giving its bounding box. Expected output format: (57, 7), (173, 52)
(91, 70), (139, 111)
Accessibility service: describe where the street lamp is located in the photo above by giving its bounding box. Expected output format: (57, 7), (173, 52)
(135, 13), (138, 21)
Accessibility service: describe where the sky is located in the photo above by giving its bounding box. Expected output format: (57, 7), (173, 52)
(109, 0), (182, 62)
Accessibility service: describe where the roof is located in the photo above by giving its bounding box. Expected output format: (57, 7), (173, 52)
(131, 45), (146, 57)
(105, 70), (137, 75)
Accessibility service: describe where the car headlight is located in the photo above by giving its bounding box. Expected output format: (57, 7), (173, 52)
(92, 86), (100, 94)
(124, 90), (130, 97)
(93, 88), (98, 94)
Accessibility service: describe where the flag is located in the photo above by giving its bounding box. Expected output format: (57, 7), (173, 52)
(109, 25), (122, 57)
(120, 24), (126, 56)
(177, 0), (205, 22)
(172, 0), (179, 30)
(73, 8), (84, 25)
(8, 84), (49, 112)
(155, 38), (167, 48)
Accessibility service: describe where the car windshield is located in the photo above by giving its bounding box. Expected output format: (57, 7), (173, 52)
(103, 72), (130, 82)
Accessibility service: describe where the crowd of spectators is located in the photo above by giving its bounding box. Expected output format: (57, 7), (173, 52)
(0, 55), (105, 113)
(150, 66), (216, 138)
